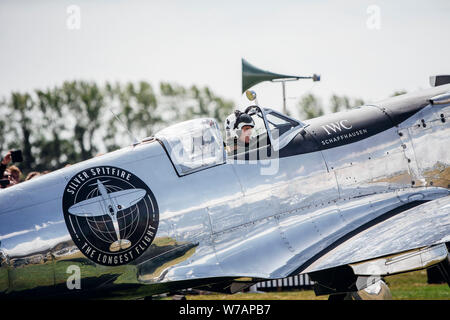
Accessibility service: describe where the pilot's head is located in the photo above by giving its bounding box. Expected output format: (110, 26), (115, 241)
(235, 113), (255, 144)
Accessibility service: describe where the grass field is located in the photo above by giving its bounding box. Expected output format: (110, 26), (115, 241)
(162, 270), (449, 300)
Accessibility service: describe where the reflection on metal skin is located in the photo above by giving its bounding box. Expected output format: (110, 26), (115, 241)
(303, 194), (450, 274)
(137, 239), (198, 283)
(0, 89), (449, 298)
(0, 247), (9, 294)
(350, 243), (449, 276)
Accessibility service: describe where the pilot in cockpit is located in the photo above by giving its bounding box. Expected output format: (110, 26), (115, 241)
(225, 110), (255, 155)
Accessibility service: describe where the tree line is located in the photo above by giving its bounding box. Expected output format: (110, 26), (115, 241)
(0, 80), (364, 175)
(0, 81), (234, 174)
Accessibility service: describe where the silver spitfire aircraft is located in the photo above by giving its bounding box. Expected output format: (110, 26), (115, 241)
(0, 76), (449, 299)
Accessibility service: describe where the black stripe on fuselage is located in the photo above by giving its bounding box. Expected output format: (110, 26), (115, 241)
(279, 84), (450, 158)
(280, 105), (393, 157)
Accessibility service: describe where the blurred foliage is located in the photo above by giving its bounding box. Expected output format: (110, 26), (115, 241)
(0, 79), (370, 176)
(0, 80), (233, 175)
(391, 90), (407, 97)
(297, 93), (325, 119)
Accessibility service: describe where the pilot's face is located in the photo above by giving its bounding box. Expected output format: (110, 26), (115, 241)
(240, 125), (253, 143)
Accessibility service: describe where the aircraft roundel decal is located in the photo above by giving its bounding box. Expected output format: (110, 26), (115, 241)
(62, 166), (159, 266)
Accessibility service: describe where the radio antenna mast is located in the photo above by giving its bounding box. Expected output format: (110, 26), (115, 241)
(109, 108), (140, 146)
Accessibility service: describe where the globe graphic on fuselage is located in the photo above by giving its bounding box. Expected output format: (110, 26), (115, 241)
(63, 166), (159, 266)
(84, 184), (141, 249)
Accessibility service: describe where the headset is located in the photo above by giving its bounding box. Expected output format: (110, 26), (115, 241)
(225, 109), (255, 141)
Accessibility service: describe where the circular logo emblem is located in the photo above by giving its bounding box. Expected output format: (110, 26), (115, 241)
(62, 166), (159, 266)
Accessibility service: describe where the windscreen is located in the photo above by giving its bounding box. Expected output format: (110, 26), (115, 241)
(155, 118), (225, 175)
(265, 111), (299, 136)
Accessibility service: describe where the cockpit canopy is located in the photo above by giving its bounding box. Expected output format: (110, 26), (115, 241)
(155, 118), (225, 176)
(244, 106), (305, 151)
(155, 108), (306, 176)
(264, 109), (302, 136)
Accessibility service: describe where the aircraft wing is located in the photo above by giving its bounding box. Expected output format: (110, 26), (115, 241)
(68, 196), (106, 217)
(109, 188), (146, 210)
(68, 188), (146, 217)
(302, 195), (450, 275)
(161, 193), (450, 286)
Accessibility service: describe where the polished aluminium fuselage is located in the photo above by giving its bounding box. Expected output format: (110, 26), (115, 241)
(0, 84), (449, 298)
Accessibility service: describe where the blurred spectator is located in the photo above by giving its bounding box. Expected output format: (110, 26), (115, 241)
(0, 174), (9, 189)
(0, 151), (12, 177)
(6, 165), (21, 186)
(25, 171), (41, 181)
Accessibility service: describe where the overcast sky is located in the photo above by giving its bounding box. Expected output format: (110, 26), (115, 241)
(1, 0), (449, 115)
